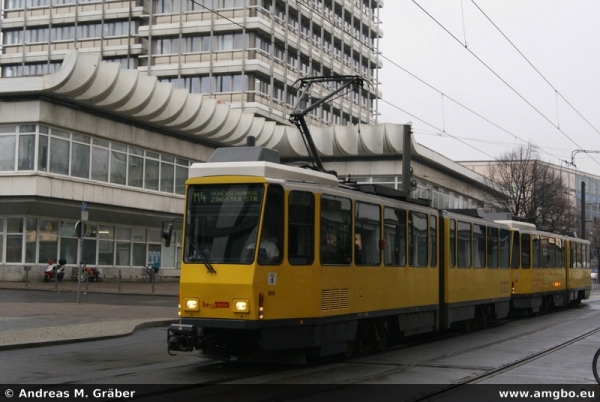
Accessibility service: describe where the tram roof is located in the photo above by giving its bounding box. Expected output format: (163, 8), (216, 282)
(493, 220), (538, 230)
(189, 161), (340, 187)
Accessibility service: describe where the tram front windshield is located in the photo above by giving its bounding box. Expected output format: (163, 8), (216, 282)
(184, 184), (264, 264)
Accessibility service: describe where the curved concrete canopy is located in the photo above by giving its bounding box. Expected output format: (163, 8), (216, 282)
(0, 50), (484, 185)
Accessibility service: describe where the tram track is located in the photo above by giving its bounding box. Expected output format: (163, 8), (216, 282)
(34, 302), (599, 401)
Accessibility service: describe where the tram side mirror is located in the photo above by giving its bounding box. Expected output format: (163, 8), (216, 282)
(162, 223), (173, 247)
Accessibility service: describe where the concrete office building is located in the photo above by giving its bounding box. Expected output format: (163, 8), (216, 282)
(1, 0), (382, 126)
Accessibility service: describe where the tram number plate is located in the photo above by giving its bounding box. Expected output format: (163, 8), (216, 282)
(268, 272), (277, 285)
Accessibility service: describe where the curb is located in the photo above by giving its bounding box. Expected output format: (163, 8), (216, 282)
(0, 285), (178, 298)
(0, 319), (179, 351)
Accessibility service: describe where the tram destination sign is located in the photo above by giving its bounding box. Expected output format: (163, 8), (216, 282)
(191, 188), (261, 204)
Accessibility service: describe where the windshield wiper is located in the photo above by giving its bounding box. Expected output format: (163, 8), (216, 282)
(186, 233), (216, 274)
(199, 248), (216, 274)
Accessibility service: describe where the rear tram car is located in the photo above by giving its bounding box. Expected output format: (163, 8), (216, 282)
(166, 145), (590, 360)
(499, 219), (590, 314)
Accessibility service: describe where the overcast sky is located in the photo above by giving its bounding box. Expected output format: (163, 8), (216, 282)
(378, 1), (600, 177)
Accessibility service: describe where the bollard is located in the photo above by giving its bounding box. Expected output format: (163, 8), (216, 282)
(54, 268), (58, 289)
(118, 269), (122, 292)
(85, 271), (89, 291)
(24, 266), (30, 287)
(151, 270), (155, 294)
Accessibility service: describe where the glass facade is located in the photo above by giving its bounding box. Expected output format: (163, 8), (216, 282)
(0, 216), (181, 269)
(0, 124), (190, 195)
(0, 122), (189, 271)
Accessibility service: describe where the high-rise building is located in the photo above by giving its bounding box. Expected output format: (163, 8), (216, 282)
(1, 0), (382, 126)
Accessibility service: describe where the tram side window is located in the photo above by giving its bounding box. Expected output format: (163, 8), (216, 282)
(586, 244), (590, 268)
(576, 243), (582, 268)
(500, 228), (510, 268)
(430, 216), (437, 266)
(511, 231), (520, 268)
(409, 211), (428, 267)
(258, 185), (284, 265)
(487, 226), (498, 269)
(521, 233), (531, 268)
(384, 207), (406, 266)
(586, 244), (591, 268)
(288, 191), (314, 265)
(457, 221), (471, 268)
(532, 235), (540, 268)
(354, 202), (381, 266)
(540, 236), (549, 268)
(548, 237), (556, 268)
(473, 224), (486, 268)
(320, 195), (351, 265)
(449, 219), (456, 268)
(556, 239), (564, 268)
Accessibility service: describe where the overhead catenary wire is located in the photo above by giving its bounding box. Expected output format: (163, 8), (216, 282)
(471, 0), (600, 141)
(380, 98), (498, 160)
(379, 53), (564, 164)
(411, 0), (600, 170)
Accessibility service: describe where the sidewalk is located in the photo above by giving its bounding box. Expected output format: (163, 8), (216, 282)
(0, 278), (179, 296)
(0, 280), (180, 351)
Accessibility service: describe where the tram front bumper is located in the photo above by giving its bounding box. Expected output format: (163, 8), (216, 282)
(167, 323), (201, 353)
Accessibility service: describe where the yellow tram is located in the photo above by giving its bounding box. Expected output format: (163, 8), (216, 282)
(500, 219), (590, 313)
(166, 144), (573, 360)
(567, 236), (592, 307)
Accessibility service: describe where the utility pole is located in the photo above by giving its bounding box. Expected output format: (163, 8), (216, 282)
(582, 181), (586, 239)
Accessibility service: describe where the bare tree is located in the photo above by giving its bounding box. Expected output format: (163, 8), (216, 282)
(485, 143), (578, 233)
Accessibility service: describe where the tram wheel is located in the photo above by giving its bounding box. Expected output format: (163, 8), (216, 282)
(345, 339), (356, 358)
(376, 321), (388, 351)
(463, 319), (474, 333)
(475, 306), (489, 329)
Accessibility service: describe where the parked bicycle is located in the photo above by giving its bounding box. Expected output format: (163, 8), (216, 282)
(142, 262), (160, 283)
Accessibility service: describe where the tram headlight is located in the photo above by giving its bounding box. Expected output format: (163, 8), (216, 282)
(184, 298), (199, 311)
(233, 299), (249, 313)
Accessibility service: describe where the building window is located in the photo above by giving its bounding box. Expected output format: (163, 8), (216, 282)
(59, 221), (78, 265)
(25, 218), (37, 263)
(92, 138), (109, 182)
(160, 155), (174, 193)
(98, 225), (115, 266)
(71, 133), (90, 179)
(110, 143), (127, 185)
(6, 217), (23, 263)
(145, 152), (160, 191)
(116, 227), (131, 266)
(0, 126), (17, 171)
(49, 129), (70, 175)
(2, 63), (62, 78)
